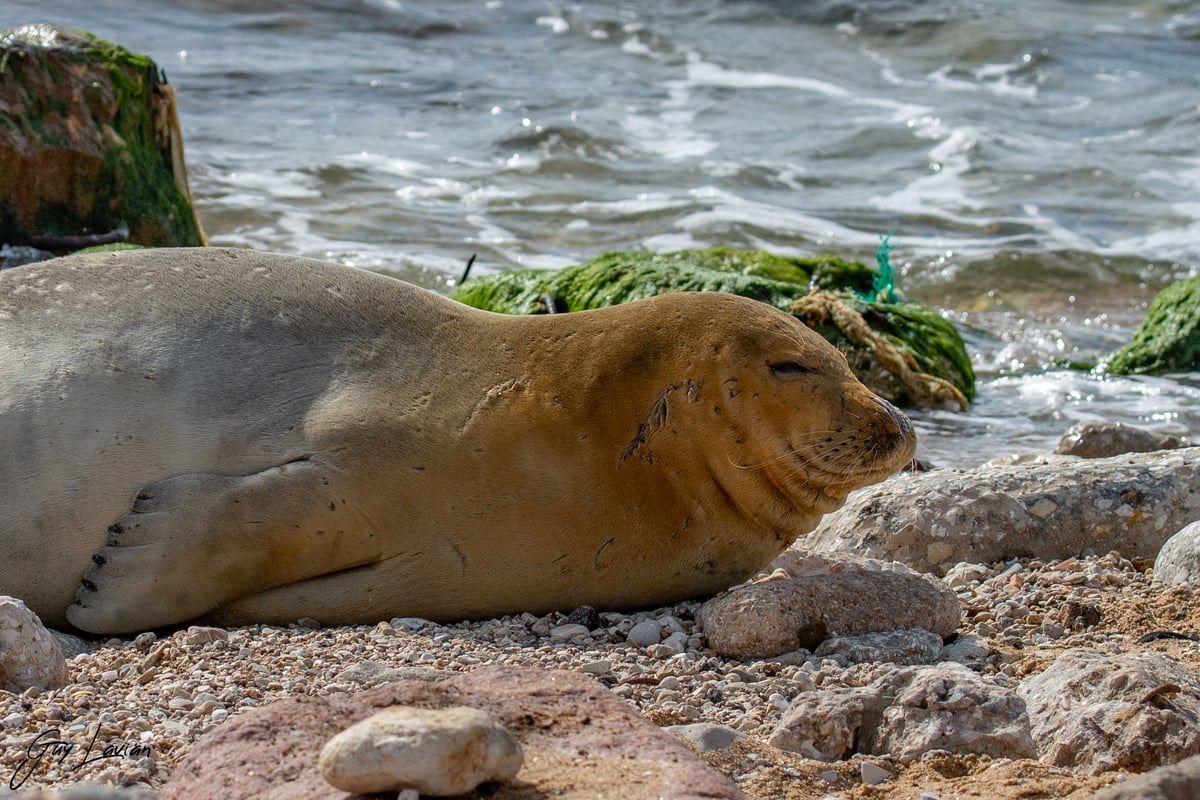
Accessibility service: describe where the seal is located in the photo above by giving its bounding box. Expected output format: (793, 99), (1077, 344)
(0, 248), (916, 634)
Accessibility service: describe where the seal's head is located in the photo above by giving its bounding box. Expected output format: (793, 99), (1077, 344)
(615, 292), (917, 540)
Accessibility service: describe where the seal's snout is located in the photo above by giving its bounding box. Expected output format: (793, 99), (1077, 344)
(872, 396), (913, 437)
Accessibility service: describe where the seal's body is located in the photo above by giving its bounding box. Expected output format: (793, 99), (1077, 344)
(0, 248), (915, 633)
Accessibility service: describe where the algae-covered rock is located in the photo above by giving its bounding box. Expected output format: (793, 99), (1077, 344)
(452, 249), (808, 314)
(1105, 275), (1200, 375)
(0, 24), (206, 250)
(793, 293), (974, 408)
(452, 248), (974, 409)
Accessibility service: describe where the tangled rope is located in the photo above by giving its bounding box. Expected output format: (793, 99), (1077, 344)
(792, 292), (970, 412)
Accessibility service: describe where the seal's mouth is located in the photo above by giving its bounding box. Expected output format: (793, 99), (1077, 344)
(782, 432), (916, 493)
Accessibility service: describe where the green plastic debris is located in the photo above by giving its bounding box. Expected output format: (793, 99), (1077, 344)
(867, 234), (899, 303)
(1105, 274), (1200, 375)
(451, 247), (975, 409)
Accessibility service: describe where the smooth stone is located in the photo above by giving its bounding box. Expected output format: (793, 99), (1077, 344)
(860, 761), (892, 785)
(627, 619), (663, 648)
(1055, 420), (1181, 459)
(319, 705), (522, 795)
(1153, 520), (1200, 586)
(665, 722), (745, 753)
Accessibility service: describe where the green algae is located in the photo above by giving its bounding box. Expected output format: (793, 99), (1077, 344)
(452, 247), (975, 407)
(451, 250), (808, 314)
(1105, 275), (1200, 376)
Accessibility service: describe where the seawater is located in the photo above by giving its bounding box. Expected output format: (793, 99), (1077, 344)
(5, 0), (1200, 466)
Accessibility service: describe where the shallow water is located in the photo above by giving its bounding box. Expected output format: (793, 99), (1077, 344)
(5, 0), (1200, 466)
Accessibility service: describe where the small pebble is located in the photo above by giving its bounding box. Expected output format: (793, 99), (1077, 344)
(860, 762), (892, 786)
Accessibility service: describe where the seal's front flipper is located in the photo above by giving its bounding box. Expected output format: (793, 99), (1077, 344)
(66, 457), (380, 634)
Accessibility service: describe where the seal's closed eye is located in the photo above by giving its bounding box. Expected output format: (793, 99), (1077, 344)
(769, 361), (814, 378)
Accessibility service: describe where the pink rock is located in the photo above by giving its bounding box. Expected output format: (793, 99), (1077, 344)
(162, 665), (745, 800)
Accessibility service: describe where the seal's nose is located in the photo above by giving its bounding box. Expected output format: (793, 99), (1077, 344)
(872, 396), (913, 437)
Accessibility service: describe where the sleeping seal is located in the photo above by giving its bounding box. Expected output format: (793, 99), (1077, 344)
(0, 247), (916, 633)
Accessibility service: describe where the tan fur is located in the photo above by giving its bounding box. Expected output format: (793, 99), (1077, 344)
(0, 248), (916, 633)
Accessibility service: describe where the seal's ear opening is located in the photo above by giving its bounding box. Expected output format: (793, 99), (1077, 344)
(769, 361), (814, 378)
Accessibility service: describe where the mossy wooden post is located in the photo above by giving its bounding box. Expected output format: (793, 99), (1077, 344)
(0, 24), (206, 250)
(1105, 275), (1200, 375)
(451, 248), (975, 409)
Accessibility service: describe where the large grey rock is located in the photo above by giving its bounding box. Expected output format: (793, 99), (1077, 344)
(163, 665), (746, 800)
(0, 596), (68, 692)
(806, 448), (1200, 573)
(696, 552), (960, 659)
(1055, 420), (1182, 459)
(319, 706), (522, 795)
(769, 663), (1034, 763)
(1086, 753), (1200, 800)
(1153, 521), (1200, 587)
(1018, 649), (1200, 774)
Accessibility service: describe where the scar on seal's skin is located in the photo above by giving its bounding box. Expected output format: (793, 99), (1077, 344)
(620, 380), (703, 463)
(458, 378), (529, 434)
(621, 385), (676, 463)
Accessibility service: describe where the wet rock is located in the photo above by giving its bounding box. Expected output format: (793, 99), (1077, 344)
(807, 448), (1200, 573)
(319, 706), (522, 795)
(162, 665), (746, 799)
(0, 25), (205, 250)
(0, 596), (68, 692)
(1152, 521), (1200, 587)
(1017, 649), (1200, 774)
(1105, 274), (1200, 375)
(1055, 420), (1182, 458)
(769, 663), (1033, 763)
(1086, 753), (1200, 800)
(814, 629), (944, 666)
(696, 553), (960, 659)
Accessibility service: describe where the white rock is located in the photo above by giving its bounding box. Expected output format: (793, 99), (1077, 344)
(1153, 520), (1200, 586)
(770, 663), (1034, 763)
(942, 562), (993, 588)
(0, 596), (68, 692)
(807, 449), (1200, 571)
(1017, 649), (1200, 774)
(320, 706), (522, 795)
(548, 623), (589, 642)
